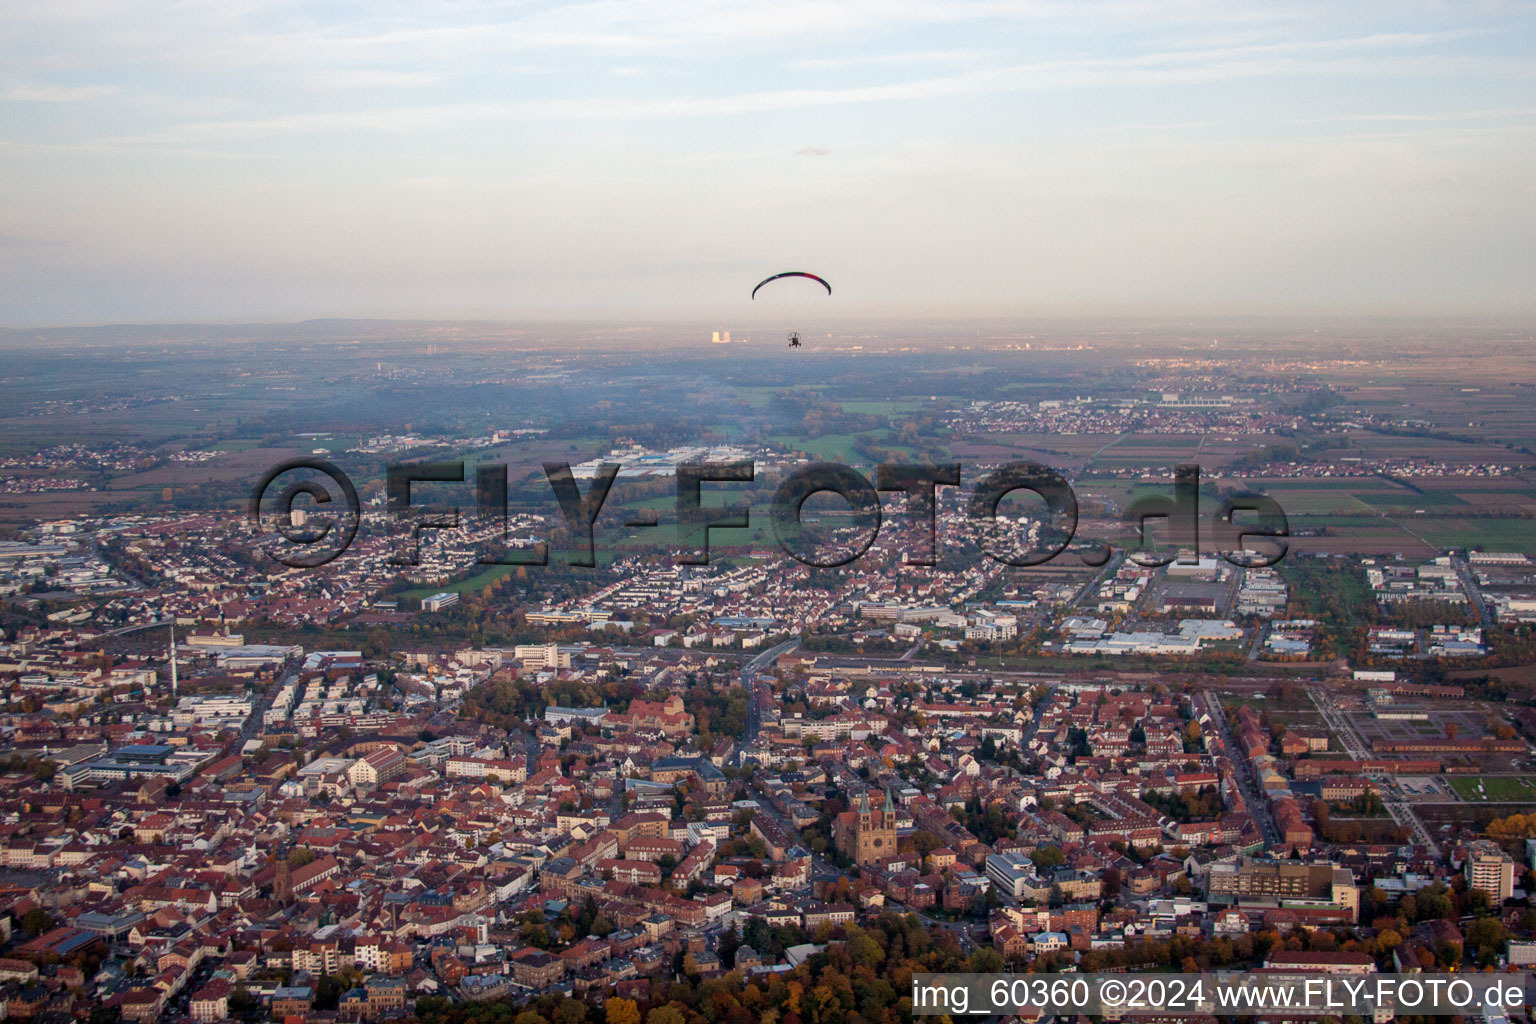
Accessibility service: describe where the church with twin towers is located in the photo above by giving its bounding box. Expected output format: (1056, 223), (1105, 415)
(834, 788), (899, 868)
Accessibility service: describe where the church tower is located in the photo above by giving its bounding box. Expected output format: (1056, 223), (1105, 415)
(856, 789), (897, 866)
(836, 788), (900, 867)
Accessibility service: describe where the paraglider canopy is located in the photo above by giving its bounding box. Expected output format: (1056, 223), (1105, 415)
(751, 272), (830, 350)
(750, 271), (831, 300)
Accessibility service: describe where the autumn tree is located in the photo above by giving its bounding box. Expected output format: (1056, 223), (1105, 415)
(605, 999), (641, 1024)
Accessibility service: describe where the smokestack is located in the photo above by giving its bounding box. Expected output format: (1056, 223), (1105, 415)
(170, 622), (178, 699)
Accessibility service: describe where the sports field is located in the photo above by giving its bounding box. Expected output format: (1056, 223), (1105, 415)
(1447, 775), (1536, 802)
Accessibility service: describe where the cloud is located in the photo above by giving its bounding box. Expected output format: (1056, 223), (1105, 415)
(286, 69), (444, 89)
(3, 2), (1535, 322)
(76, 26), (1521, 150)
(787, 49), (997, 71)
(0, 83), (116, 102)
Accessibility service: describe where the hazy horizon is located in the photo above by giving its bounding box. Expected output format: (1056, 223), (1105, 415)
(4, 1), (1536, 326)
(6, 313), (1536, 343)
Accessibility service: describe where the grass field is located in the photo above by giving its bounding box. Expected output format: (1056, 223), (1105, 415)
(1417, 518), (1536, 555)
(839, 400), (930, 415)
(1360, 491), (1469, 509)
(770, 433), (869, 463)
(396, 563), (516, 602)
(1447, 775), (1536, 802)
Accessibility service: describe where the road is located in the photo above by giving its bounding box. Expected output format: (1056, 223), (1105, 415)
(1453, 555), (1496, 631)
(1067, 549), (1125, 610)
(734, 639), (798, 766)
(522, 723), (541, 774)
(1379, 780), (1441, 855)
(92, 536), (150, 592)
(1307, 685), (1369, 760)
(1018, 683), (1057, 754)
(238, 666), (291, 746)
(97, 616), (174, 638)
(1246, 620), (1269, 661)
(1201, 688), (1281, 848)
(899, 906), (982, 951)
(1305, 685), (1439, 855)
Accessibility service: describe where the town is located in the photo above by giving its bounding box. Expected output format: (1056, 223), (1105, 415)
(1, 327), (1535, 1024)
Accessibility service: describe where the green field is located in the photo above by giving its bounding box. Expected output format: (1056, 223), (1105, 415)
(1360, 491), (1469, 509)
(1417, 518), (1536, 556)
(1448, 775), (1536, 802)
(839, 400), (931, 415)
(1229, 486), (1377, 515)
(397, 563), (515, 602)
(770, 433), (869, 463)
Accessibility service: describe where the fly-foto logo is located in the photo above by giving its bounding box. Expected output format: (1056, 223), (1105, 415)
(249, 458), (1287, 570)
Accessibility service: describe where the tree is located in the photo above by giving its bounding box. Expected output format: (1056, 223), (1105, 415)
(523, 922), (551, 948)
(606, 999), (641, 1024)
(1465, 918), (1509, 966)
(313, 973), (349, 1010)
(846, 930), (885, 967)
(229, 986), (258, 1014)
(969, 948), (1004, 972)
(1031, 845), (1065, 870)
(1488, 813), (1536, 839)
(912, 831), (943, 856)
(21, 907), (53, 937)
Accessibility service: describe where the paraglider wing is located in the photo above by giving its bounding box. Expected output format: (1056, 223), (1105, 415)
(751, 272), (831, 300)
(750, 271), (830, 350)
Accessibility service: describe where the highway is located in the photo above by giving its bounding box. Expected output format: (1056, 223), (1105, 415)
(1453, 555), (1496, 631)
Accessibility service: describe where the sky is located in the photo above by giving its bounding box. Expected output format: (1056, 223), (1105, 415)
(2, 1), (1535, 326)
